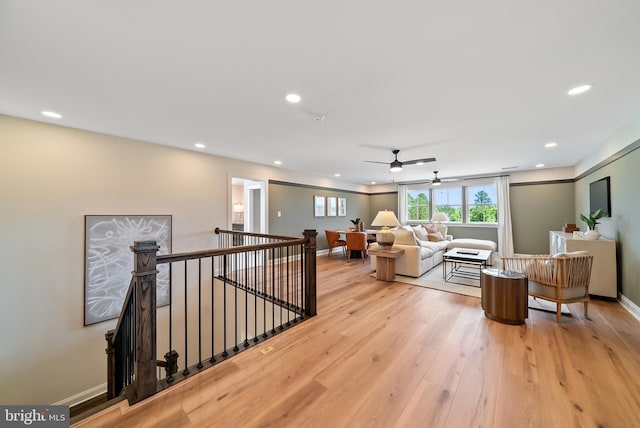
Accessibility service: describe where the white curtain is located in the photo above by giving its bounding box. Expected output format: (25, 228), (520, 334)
(397, 184), (407, 225)
(496, 176), (514, 257)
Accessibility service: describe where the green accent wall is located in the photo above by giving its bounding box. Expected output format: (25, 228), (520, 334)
(510, 181), (576, 254)
(575, 145), (640, 304)
(268, 182), (370, 250)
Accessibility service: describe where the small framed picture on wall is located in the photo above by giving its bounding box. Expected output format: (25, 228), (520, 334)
(338, 197), (347, 216)
(327, 197), (337, 216)
(314, 195), (326, 217)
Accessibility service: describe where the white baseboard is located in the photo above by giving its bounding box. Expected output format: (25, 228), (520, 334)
(53, 383), (107, 407)
(618, 293), (640, 322)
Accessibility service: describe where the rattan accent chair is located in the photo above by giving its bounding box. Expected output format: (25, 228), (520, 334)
(325, 230), (347, 258)
(501, 251), (593, 323)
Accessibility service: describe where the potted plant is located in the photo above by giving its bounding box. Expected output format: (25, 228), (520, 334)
(350, 217), (363, 231)
(579, 209), (606, 240)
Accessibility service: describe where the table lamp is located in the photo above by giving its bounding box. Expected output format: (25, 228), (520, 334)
(371, 210), (400, 248)
(431, 211), (449, 223)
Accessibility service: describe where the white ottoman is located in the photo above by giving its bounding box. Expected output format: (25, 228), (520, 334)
(447, 239), (497, 265)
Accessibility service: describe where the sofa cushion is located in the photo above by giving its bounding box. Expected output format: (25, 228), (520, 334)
(420, 246), (436, 259)
(447, 238), (497, 252)
(412, 225), (429, 241)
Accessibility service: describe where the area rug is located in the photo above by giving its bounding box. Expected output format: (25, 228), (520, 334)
(380, 267), (481, 298)
(380, 267), (572, 314)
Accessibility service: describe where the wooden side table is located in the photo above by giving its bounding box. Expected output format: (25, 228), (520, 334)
(480, 269), (528, 324)
(369, 248), (404, 281)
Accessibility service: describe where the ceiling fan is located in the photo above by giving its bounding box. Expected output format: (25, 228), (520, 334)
(365, 149), (436, 172)
(397, 171), (459, 186)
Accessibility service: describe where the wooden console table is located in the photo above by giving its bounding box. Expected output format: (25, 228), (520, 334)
(369, 248), (404, 281)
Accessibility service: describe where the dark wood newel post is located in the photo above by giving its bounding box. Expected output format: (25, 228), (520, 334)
(303, 229), (317, 317)
(127, 240), (160, 404)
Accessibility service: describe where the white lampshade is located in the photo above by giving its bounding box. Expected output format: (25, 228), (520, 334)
(371, 210), (400, 227)
(431, 211), (449, 222)
(233, 203), (244, 212)
(371, 210), (400, 248)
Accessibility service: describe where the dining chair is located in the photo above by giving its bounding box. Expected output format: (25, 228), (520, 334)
(325, 230), (347, 258)
(346, 232), (368, 263)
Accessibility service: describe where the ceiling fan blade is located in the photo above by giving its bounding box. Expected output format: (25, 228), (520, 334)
(403, 157), (437, 165)
(364, 160), (391, 165)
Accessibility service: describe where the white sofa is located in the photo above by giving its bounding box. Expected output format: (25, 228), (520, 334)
(370, 224), (498, 278)
(370, 225), (451, 277)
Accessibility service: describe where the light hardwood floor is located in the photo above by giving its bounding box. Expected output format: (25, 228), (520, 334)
(75, 255), (640, 427)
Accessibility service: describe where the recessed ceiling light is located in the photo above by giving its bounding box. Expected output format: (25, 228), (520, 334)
(274, 160), (282, 165)
(536, 163), (545, 168)
(334, 173), (340, 177)
(545, 142), (558, 148)
(568, 84), (592, 96)
(286, 93), (301, 103)
(42, 111), (62, 119)
(371, 181), (377, 185)
(194, 142), (206, 149)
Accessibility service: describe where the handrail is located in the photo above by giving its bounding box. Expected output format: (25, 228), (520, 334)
(106, 228), (317, 405)
(157, 239), (305, 264)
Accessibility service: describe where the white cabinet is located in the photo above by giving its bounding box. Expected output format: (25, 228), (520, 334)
(549, 231), (617, 298)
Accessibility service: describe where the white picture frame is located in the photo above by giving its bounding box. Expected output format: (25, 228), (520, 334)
(338, 197), (347, 216)
(327, 196), (337, 216)
(314, 195), (325, 217)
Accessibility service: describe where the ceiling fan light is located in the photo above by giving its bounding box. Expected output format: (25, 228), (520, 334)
(389, 160), (403, 172)
(432, 179), (442, 186)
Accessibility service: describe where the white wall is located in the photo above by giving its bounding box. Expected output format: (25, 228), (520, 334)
(0, 114), (359, 405)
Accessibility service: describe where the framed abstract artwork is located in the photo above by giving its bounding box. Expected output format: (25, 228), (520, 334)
(84, 215), (172, 325)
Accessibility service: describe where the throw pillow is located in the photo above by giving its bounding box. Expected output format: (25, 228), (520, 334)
(424, 224), (438, 233)
(412, 225), (429, 241)
(427, 232), (445, 242)
(394, 229), (418, 246)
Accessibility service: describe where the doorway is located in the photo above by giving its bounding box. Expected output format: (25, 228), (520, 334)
(230, 177), (266, 234)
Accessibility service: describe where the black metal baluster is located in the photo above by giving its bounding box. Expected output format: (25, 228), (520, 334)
(286, 245), (291, 326)
(197, 258), (203, 369)
(233, 252), (239, 352)
(183, 260), (190, 376)
(253, 249), (259, 343)
(210, 256), (216, 363)
(222, 255), (228, 358)
(278, 246), (284, 331)
(243, 250), (249, 348)
(167, 263), (174, 383)
(271, 248), (276, 334)
(262, 249), (268, 339)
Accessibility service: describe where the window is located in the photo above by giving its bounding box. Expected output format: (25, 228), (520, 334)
(433, 187), (462, 222)
(467, 185), (498, 223)
(406, 189), (430, 221)
(401, 182), (498, 224)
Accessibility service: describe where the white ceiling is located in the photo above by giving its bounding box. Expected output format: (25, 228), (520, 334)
(2, 1), (640, 185)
